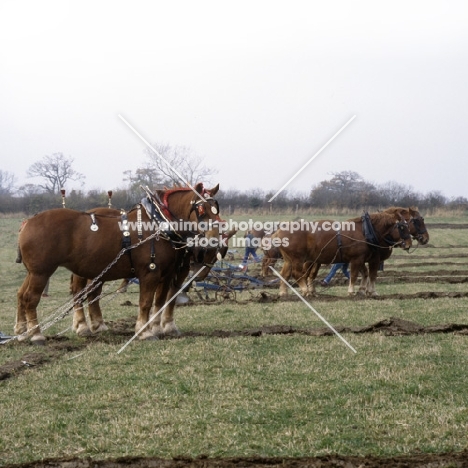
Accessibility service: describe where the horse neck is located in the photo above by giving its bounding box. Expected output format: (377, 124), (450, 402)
(372, 213), (402, 243)
(161, 188), (194, 221)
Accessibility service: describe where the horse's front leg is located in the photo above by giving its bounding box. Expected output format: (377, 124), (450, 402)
(348, 263), (362, 296)
(152, 279), (181, 338)
(135, 278), (159, 340)
(294, 261), (309, 296)
(358, 265), (369, 295)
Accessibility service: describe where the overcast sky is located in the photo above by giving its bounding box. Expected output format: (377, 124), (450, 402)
(1, 1), (467, 200)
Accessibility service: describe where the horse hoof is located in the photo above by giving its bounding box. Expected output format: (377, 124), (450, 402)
(162, 325), (181, 337)
(75, 324), (92, 337)
(31, 335), (46, 346)
(138, 331), (159, 341)
(91, 323), (109, 334)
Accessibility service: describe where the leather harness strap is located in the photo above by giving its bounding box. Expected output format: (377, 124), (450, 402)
(336, 230), (344, 262)
(120, 209), (136, 274)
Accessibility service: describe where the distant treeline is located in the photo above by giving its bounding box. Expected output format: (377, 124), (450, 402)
(1, 178), (466, 216)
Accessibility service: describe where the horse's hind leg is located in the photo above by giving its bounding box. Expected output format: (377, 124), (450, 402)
(18, 273), (49, 344)
(305, 262), (320, 297)
(15, 273), (30, 339)
(357, 265), (369, 296)
(348, 263), (363, 296)
(71, 275), (91, 336)
(87, 284), (108, 334)
(278, 258), (291, 296)
(366, 259), (380, 296)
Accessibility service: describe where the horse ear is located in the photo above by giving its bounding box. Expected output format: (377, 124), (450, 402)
(207, 184), (219, 196)
(195, 182), (204, 194)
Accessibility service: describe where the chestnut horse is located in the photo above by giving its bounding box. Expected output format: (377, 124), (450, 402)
(350, 206), (429, 295)
(261, 233), (283, 277)
(16, 183), (221, 344)
(383, 207), (429, 245)
(70, 226), (237, 337)
(276, 211), (412, 297)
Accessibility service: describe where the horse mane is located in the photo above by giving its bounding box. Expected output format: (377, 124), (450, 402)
(349, 212), (398, 230)
(384, 206), (410, 216)
(159, 186), (193, 207)
(158, 182), (211, 207)
(368, 212), (400, 231)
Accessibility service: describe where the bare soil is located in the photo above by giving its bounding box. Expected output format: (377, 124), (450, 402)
(3, 258), (468, 468)
(3, 451), (468, 468)
(3, 315), (468, 468)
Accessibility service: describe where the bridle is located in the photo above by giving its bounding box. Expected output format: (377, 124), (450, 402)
(189, 195), (220, 224)
(187, 193), (224, 273)
(384, 220), (412, 249)
(409, 215), (428, 243)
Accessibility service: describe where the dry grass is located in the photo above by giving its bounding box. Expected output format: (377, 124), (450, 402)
(1, 212), (468, 465)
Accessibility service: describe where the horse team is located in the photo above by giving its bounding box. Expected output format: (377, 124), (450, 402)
(14, 182), (429, 344)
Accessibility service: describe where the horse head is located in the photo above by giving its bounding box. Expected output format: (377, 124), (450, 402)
(390, 214), (413, 251)
(189, 227), (237, 281)
(157, 182), (224, 281)
(384, 206), (429, 245)
(408, 207), (429, 245)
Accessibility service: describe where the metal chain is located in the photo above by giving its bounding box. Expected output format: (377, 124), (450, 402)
(7, 229), (165, 343)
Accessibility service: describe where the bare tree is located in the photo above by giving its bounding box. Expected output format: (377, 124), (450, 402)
(310, 171), (376, 209)
(143, 143), (217, 187)
(27, 153), (85, 194)
(0, 170), (17, 195)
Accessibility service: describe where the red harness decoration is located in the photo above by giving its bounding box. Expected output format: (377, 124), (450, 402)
(161, 185), (219, 221)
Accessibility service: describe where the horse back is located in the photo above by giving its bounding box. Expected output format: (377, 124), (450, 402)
(18, 209), (125, 276)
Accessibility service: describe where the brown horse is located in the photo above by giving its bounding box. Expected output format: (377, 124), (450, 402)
(16, 183), (221, 344)
(356, 206), (429, 294)
(350, 207), (429, 295)
(70, 226), (237, 337)
(261, 232), (283, 277)
(276, 211), (412, 297)
(383, 207), (429, 245)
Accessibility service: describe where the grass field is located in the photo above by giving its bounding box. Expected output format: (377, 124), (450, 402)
(1, 210), (468, 466)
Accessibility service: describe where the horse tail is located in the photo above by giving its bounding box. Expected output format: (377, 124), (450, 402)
(15, 245), (22, 263)
(15, 219), (28, 263)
